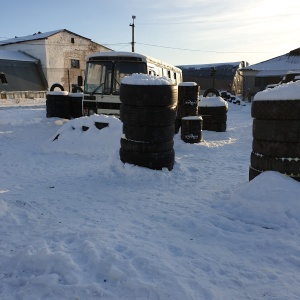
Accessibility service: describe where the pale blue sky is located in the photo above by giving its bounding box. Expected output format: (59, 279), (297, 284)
(1, 0), (299, 66)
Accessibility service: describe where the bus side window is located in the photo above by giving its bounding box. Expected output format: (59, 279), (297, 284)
(149, 69), (156, 76)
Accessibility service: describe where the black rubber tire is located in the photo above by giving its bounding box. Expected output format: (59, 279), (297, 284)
(250, 151), (300, 175)
(177, 104), (198, 118)
(120, 138), (174, 153)
(46, 95), (70, 119)
(251, 100), (300, 120)
(249, 165), (300, 182)
(178, 85), (199, 105)
(252, 119), (300, 142)
(120, 84), (178, 107)
(71, 86), (83, 93)
(174, 118), (181, 134)
(249, 166), (262, 181)
(202, 122), (226, 132)
(123, 124), (175, 143)
(50, 83), (64, 91)
(198, 106), (228, 115)
(119, 148), (175, 170)
(120, 104), (177, 127)
(181, 117), (203, 143)
(252, 138), (300, 158)
(201, 114), (227, 124)
(203, 88), (220, 97)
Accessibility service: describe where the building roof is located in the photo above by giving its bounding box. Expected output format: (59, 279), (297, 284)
(0, 29), (92, 46)
(177, 61), (248, 70)
(241, 48), (300, 77)
(0, 50), (38, 62)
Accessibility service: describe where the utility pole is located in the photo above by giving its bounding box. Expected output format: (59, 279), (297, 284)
(129, 15), (136, 52)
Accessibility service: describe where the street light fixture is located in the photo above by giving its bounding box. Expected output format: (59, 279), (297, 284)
(129, 15), (136, 52)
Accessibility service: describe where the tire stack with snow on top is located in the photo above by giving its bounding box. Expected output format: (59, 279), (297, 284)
(119, 74), (178, 171)
(69, 86), (83, 119)
(180, 116), (203, 143)
(250, 82), (300, 182)
(198, 92), (228, 132)
(175, 82), (199, 128)
(46, 83), (70, 119)
(175, 82), (203, 143)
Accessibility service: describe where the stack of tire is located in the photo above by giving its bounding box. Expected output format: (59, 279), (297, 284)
(181, 116), (203, 143)
(69, 86), (83, 119)
(250, 98), (300, 182)
(175, 82), (199, 133)
(46, 83), (70, 119)
(198, 89), (228, 132)
(119, 75), (178, 171)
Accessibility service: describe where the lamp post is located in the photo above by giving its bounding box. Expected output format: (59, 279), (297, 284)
(130, 15), (136, 52)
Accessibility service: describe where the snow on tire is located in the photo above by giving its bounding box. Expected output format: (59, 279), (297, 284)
(120, 84), (178, 107)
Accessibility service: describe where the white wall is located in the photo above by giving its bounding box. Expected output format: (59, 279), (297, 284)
(1, 31), (112, 91)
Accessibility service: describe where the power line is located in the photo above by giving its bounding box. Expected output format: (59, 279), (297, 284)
(136, 42), (271, 54)
(137, 13), (299, 25)
(0, 40), (271, 55)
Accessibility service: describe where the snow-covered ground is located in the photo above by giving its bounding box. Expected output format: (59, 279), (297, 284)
(1, 96), (300, 300)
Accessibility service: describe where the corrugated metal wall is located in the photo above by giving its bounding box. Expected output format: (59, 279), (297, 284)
(0, 60), (47, 92)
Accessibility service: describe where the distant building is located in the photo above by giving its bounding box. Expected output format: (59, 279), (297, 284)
(177, 61), (249, 95)
(0, 29), (112, 92)
(240, 47), (300, 93)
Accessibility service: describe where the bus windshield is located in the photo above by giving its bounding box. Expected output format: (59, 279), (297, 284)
(85, 61), (113, 94)
(85, 60), (147, 95)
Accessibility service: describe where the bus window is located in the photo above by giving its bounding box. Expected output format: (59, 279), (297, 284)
(113, 61), (147, 94)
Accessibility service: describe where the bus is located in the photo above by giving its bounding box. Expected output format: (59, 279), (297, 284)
(80, 51), (182, 116)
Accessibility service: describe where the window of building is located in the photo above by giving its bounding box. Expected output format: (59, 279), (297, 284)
(0, 72), (8, 84)
(71, 59), (80, 69)
(71, 38), (75, 44)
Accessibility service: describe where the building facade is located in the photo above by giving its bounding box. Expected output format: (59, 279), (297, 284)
(0, 29), (112, 92)
(240, 47), (300, 94)
(177, 61), (249, 96)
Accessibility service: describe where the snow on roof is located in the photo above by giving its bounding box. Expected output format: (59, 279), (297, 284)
(0, 29), (92, 46)
(241, 48), (300, 77)
(0, 50), (38, 62)
(0, 29), (64, 45)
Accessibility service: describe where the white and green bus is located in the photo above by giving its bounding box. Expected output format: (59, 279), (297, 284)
(80, 51), (182, 115)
